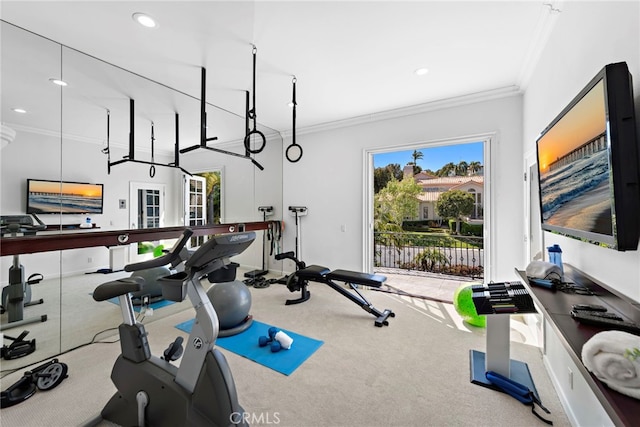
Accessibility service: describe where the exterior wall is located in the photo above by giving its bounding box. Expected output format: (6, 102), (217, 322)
(418, 178), (484, 221)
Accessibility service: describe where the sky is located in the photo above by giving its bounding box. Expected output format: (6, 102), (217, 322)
(373, 141), (484, 172)
(536, 80), (605, 173)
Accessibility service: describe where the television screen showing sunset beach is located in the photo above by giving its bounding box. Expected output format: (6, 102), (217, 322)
(537, 79), (612, 237)
(27, 180), (103, 214)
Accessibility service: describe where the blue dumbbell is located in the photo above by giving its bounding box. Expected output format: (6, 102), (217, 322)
(258, 327), (280, 347)
(258, 327), (292, 353)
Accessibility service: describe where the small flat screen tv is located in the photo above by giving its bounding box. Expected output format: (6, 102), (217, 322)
(26, 179), (104, 214)
(536, 62), (640, 251)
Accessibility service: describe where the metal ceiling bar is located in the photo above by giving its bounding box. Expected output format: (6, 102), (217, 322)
(173, 113), (180, 167)
(178, 67), (264, 170)
(128, 98), (135, 160)
(108, 99), (192, 175)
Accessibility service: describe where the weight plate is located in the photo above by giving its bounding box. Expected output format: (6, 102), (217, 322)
(36, 363), (68, 391)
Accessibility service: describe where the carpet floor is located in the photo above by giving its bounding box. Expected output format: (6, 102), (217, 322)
(1, 278), (570, 427)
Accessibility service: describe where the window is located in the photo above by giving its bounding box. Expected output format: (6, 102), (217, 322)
(138, 189), (161, 228)
(468, 188), (483, 219)
(185, 175), (207, 247)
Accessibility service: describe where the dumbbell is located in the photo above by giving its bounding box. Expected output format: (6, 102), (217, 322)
(258, 327), (293, 352)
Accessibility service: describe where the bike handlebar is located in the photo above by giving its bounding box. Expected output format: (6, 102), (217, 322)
(124, 229), (194, 272)
(275, 251), (295, 261)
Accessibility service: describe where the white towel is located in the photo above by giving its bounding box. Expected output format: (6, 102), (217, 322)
(581, 330), (640, 400)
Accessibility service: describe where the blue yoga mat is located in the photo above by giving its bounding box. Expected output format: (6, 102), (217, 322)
(175, 319), (323, 376)
(107, 297), (175, 313)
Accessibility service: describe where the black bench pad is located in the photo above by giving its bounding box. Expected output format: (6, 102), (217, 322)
(296, 265), (331, 280)
(326, 270), (386, 288)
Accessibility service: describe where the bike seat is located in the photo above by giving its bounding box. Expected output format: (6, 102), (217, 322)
(93, 277), (145, 301)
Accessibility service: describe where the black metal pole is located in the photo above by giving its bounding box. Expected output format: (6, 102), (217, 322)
(174, 113), (180, 167)
(201, 67), (206, 147)
(128, 99), (135, 160)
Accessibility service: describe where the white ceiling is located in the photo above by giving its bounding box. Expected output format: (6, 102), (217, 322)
(1, 1), (560, 135)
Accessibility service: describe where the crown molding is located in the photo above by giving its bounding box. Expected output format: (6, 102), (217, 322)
(5, 122), (281, 155)
(281, 85), (523, 138)
(516, 1), (562, 91)
(8, 85), (521, 147)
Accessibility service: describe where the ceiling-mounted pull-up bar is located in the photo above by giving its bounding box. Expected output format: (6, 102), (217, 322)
(244, 45), (266, 155)
(106, 99), (192, 176)
(179, 67), (264, 171)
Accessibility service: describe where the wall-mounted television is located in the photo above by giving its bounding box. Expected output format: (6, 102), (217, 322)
(536, 62), (640, 251)
(26, 179), (104, 214)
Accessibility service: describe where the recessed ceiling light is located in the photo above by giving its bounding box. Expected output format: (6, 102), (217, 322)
(12, 108), (27, 114)
(133, 12), (158, 28)
(49, 78), (68, 86)
(414, 68), (429, 76)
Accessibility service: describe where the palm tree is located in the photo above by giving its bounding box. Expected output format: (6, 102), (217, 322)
(411, 150), (423, 165)
(411, 150), (423, 175)
(456, 161), (469, 176)
(438, 162), (456, 177)
(468, 161), (482, 175)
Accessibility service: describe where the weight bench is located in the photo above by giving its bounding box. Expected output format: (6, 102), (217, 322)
(276, 252), (395, 327)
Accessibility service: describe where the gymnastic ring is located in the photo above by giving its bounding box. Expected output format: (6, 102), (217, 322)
(285, 143), (303, 163)
(244, 129), (266, 154)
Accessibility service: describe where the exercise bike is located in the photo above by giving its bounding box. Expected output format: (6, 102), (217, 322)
(1, 215), (47, 332)
(91, 229), (255, 427)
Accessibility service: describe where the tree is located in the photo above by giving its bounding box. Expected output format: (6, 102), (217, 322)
(456, 161), (469, 176)
(435, 189), (475, 234)
(374, 176), (422, 233)
(374, 163), (402, 193)
(197, 171), (221, 224)
(411, 150), (424, 175)
(437, 162), (456, 177)
(468, 161), (482, 175)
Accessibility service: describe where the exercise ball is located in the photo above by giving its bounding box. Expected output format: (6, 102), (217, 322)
(206, 280), (252, 330)
(130, 266), (172, 302)
(453, 284), (486, 328)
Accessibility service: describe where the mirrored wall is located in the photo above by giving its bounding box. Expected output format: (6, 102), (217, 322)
(1, 21), (283, 369)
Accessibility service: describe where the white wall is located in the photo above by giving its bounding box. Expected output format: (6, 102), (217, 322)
(281, 94), (523, 282)
(523, 1), (640, 303)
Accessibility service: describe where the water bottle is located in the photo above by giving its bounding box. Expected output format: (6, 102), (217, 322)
(547, 244), (563, 275)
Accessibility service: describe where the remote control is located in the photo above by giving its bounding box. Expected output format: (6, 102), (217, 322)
(571, 303), (608, 312)
(528, 278), (556, 290)
(589, 312), (624, 321)
(570, 310), (640, 334)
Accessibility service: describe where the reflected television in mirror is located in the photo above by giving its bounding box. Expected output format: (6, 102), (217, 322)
(536, 62), (640, 251)
(26, 179), (104, 214)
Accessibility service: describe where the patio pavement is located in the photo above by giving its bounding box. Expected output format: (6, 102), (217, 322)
(373, 268), (482, 303)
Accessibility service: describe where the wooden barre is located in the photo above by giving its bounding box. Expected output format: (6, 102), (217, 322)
(0, 221), (273, 257)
